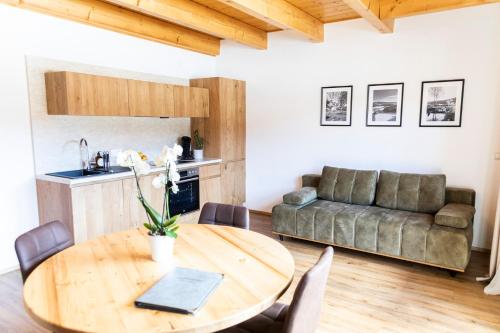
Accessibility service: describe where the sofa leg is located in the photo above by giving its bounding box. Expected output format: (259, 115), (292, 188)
(448, 270), (458, 277)
(279, 235), (284, 241)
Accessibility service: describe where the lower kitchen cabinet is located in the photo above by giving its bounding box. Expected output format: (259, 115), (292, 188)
(221, 160), (246, 206)
(36, 163), (222, 243)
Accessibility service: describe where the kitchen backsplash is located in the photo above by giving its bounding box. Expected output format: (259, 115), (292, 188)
(27, 56), (190, 174)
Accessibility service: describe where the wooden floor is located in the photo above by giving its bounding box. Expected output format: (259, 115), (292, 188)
(2, 213), (499, 333)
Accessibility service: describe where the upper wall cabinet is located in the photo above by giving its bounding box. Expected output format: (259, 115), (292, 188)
(128, 79), (174, 117)
(45, 72), (129, 116)
(173, 86), (209, 118)
(45, 71), (209, 118)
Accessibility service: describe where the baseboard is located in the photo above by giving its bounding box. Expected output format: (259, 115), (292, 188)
(249, 209), (271, 216)
(0, 264), (19, 276)
(472, 246), (491, 254)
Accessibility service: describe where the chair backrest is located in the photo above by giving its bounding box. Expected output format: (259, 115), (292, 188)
(198, 202), (250, 230)
(15, 221), (74, 283)
(283, 246), (334, 333)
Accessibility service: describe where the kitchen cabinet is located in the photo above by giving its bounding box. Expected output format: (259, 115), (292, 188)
(199, 164), (222, 208)
(173, 86), (190, 117)
(173, 86), (209, 118)
(128, 79), (174, 117)
(191, 77), (246, 205)
(36, 163), (222, 243)
(45, 72), (129, 116)
(45, 71), (209, 118)
(221, 160), (246, 206)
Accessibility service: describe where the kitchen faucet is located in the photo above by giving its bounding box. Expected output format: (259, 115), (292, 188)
(80, 138), (91, 171)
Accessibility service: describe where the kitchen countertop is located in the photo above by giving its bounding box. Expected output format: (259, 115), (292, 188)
(36, 158), (222, 187)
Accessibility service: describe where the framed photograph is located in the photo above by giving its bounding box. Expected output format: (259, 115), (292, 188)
(366, 83), (404, 127)
(419, 79), (465, 127)
(320, 86), (352, 126)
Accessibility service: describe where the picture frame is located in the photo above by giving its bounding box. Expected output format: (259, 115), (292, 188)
(419, 79), (465, 127)
(320, 86), (353, 126)
(366, 83), (404, 127)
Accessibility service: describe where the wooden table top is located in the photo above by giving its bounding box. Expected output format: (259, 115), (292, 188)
(23, 225), (295, 333)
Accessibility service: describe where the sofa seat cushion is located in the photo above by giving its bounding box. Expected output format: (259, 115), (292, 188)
(435, 203), (475, 229)
(283, 187), (317, 206)
(375, 170), (446, 214)
(317, 166), (378, 205)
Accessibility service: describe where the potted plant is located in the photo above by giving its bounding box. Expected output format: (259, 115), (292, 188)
(117, 144), (183, 263)
(193, 129), (204, 160)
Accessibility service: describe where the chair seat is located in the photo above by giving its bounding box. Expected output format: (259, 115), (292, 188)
(219, 303), (288, 333)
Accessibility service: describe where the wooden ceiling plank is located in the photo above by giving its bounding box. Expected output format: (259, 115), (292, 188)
(215, 0), (324, 42)
(102, 0), (267, 49)
(342, 0), (394, 33)
(380, 0), (500, 19)
(1, 0), (220, 56)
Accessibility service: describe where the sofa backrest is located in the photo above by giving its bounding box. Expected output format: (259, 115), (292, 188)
(375, 170), (446, 214)
(317, 166), (378, 205)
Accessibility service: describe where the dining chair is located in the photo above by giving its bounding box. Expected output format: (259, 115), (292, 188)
(198, 202), (250, 230)
(15, 220), (74, 283)
(220, 246), (334, 333)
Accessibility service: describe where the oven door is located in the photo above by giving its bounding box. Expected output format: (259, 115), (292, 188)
(168, 176), (200, 216)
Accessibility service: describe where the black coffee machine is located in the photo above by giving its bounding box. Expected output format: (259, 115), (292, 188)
(180, 136), (194, 161)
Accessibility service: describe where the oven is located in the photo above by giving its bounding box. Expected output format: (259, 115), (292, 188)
(168, 167), (200, 216)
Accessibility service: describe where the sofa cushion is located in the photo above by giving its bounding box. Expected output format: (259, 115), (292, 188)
(375, 170), (446, 214)
(317, 166), (378, 205)
(435, 203), (475, 229)
(283, 187), (317, 206)
(446, 187), (476, 206)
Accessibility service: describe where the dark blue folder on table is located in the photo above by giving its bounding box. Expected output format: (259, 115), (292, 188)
(135, 267), (224, 315)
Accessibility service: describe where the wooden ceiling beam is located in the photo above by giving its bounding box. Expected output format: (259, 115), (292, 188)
(342, 0), (394, 33)
(102, 0), (267, 49)
(1, 0), (220, 56)
(214, 0), (324, 42)
(379, 0), (500, 19)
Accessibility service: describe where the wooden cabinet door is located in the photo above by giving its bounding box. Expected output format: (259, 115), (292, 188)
(221, 79), (246, 161)
(123, 173), (166, 228)
(52, 72), (129, 116)
(200, 177), (222, 208)
(128, 80), (174, 117)
(70, 181), (126, 243)
(221, 160), (246, 205)
(173, 86), (190, 117)
(189, 87), (209, 117)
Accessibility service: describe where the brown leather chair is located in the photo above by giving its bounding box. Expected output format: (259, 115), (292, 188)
(15, 221), (74, 283)
(198, 202), (250, 230)
(220, 246), (334, 333)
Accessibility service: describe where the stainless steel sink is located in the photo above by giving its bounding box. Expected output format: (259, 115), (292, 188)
(46, 166), (131, 179)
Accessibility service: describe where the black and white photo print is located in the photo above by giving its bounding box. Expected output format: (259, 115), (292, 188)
(366, 83), (404, 127)
(321, 85), (353, 126)
(420, 79), (464, 127)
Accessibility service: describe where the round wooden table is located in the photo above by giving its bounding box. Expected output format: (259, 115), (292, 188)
(23, 224), (295, 333)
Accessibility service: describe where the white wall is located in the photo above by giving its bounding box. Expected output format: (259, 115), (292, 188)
(0, 5), (216, 272)
(217, 5), (500, 249)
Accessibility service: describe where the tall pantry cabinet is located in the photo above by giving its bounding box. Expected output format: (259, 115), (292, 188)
(190, 78), (246, 206)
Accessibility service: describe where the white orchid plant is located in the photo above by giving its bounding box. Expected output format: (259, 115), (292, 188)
(117, 144), (183, 238)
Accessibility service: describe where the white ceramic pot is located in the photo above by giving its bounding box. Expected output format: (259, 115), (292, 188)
(193, 149), (204, 160)
(148, 235), (175, 263)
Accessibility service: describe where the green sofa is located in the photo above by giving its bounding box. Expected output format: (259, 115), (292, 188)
(272, 166), (476, 272)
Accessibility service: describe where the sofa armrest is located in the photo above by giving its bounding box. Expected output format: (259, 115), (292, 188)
(302, 174), (321, 188)
(435, 203), (475, 229)
(445, 187), (476, 206)
(283, 187), (317, 206)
